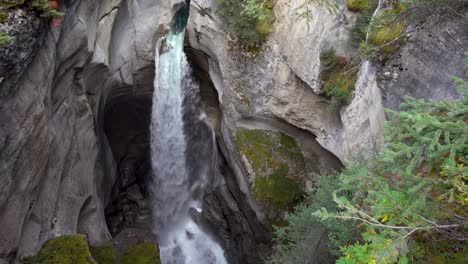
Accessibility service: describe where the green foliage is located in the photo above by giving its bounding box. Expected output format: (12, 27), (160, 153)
(21, 235), (96, 264)
(0, 11), (7, 22)
(216, 0), (274, 46)
(1, 0), (62, 17)
(119, 241), (161, 264)
(90, 245), (116, 264)
(312, 77), (468, 263)
(348, 0), (377, 49)
(267, 174), (360, 264)
(346, 0), (373, 12)
(0, 31), (14, 45)
(320, 48), (357, 104)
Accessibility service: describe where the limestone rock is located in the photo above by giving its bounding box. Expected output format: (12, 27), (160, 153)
(378, 14), (467, 110)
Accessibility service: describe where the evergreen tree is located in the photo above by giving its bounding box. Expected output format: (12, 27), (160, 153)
(270, 76), (468, 263)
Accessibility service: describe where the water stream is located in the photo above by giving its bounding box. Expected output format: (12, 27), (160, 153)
(150, 5), (227, 264)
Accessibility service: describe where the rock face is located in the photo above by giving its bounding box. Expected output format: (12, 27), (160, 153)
(0, 7), (44, 89)
(378, 13), (467, 110)
(0, 0), (180, 261)
(0, 0), (466, 263)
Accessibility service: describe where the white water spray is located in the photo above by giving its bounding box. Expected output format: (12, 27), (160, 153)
(150, 14), (227, 264)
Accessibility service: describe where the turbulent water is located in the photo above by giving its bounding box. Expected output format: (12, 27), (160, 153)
(150, 11), (227, 264)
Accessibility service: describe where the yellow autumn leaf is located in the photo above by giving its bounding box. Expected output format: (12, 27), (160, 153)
(381, 214), (389, 223)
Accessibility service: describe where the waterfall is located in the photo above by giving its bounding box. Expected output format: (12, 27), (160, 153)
(150, 6), (227, 264)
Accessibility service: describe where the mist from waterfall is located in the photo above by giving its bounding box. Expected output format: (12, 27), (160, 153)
(149, 7), (227, 264)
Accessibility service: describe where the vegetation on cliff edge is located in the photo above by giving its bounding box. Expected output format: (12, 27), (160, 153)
(269, 76), (468, 263)
(216, 0), (275, 47)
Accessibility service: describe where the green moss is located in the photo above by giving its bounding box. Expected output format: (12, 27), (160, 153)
(346, 0), (373, 12)
(254, 164), (302, 208)
(368, 5), (407, 55)
(90, 245), (116, 264)
(119, 241), (161, 264)
(369, 20), (405, 54)
(21, 235), (95, 264)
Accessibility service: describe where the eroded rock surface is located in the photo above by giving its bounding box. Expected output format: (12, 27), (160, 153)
(0, 0), (180, 261)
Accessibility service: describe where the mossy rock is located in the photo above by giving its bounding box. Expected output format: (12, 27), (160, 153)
(90, 245), (116, 264)
(21, 235), (96, 264)
(235, 128), (306, 210)
(346, 0), (373, 12)
(119, 241), (161, 264)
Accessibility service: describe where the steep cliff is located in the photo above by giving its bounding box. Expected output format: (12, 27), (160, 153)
(0, 0), (177, 261)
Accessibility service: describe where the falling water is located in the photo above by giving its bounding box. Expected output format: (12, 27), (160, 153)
(150, 5), (227, 264)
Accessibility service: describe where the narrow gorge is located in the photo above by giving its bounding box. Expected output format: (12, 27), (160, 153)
(0, 0), (466, 263)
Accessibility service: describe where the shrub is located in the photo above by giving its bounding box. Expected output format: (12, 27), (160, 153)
(368, 5), (407, 55)
(0, 31), (14, 45)
(323, 73), (356, 104)
(348, 0), (377, 49)
(267, 173), (360, 264)
(119, 241), (161, 264)
(320, 48), (357, 104)
(312, 77), (468, 263)
(21, 235), (95, 264)
(216, 0), (274, 46)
